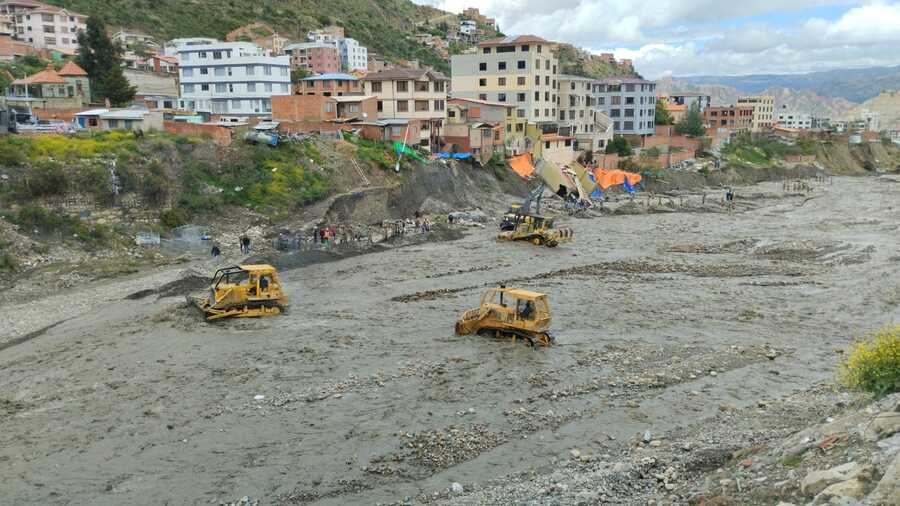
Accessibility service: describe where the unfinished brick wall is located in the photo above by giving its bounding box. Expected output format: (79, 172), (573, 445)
(163, 121), (234, 146)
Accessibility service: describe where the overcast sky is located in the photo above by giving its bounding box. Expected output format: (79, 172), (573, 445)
(413, 0), (900, 78)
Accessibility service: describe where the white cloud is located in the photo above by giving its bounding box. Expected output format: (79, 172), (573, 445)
(413, 0), (900, 76)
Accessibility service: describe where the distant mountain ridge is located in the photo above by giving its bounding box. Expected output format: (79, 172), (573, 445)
(656, 77), (857, 119)
(675, 66), (900, 103)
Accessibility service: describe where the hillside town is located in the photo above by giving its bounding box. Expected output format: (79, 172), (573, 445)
(2, 1), (891, 168)
(1, 2), (899, 506)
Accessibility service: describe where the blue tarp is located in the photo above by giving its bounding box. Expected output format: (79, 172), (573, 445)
(623, 177), (636, 195)
(436, 152), (473, 159)
(588, 173), (603, 200)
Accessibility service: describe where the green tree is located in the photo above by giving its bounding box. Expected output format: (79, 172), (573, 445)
(76, 17), (136, 106)
(605, 135), (633, 157)
(291, 68), (312, 84)
(655, 99), (673, 125)
(676, 103), (705, 137)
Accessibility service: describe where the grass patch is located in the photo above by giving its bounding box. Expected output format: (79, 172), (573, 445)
(780, 454), (803, 468)
(840, 325), (900, 396)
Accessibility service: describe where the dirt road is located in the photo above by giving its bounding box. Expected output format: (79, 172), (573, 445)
(1, 176), (898, 505)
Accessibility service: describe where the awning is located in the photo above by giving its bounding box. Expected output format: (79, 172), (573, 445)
(592, 168), (643, 189)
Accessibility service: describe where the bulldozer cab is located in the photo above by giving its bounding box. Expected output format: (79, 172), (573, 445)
(481, 287), (551, 326)
(210, 265), (281, 301)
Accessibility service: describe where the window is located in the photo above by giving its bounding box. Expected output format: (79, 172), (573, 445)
(415, 81), (429, 92)
(564, 139), (572, 147)
(482, 47), (491, 54)
(45, 36), (56, 45)
(200, 68), (209, 75)
(545, 108), (550, 116)
(391, 126), (402, 136)
(232, 99), (242, 109)
(534, 75), (539, 85)
(324, 102), (334, 113)
(506, 124), (511, 133)
(479, 93), (487, 100)
(625, 84), (635, 92)
(247, 83), (256, 92)
(41, 13), (53, 22)
(449, 109), (456, 118)
(534, 109), (539, 117)
(534, 91), (540, 101)
(213, 50), (222, 60)
(280, 83), (289, 92)
(560, 111), (565, 120)
(545, 60), (550, 70)
(544, 141), (550, 149)
(624, 121), (634, 130)
(545, 76), (549, 86)
(570, 82), (576, 90)
(434, 81), (445, 92)
(479, 62), (487, 71)
(280, 67), (288, 76)
(537, 45), (542, 53)
(397, 100), (409, 112)
(521, 44), (530, 52)
(517, 93), (525, 102)
(215, 83), (227, 93)
(498, 77), (506, 86)
(215, 67), (226, 77)
(198, 51), (207, 59)
(517, 109), (525, 118)
(611, 109), (620, 117)
(544, 91), (549, 101)
(245, 65), (255, 75)
(517, 60), (526, 69)
(43, 25), (54, 33)
(611, 96), (621, 105)
(625, 97), (634, 104)
(200, 84), (209, 91)
(265, 83), (273, 92)
(434, 99), (444, 111)
(552, 65), (556, 74)
(396, 81), (408, 92)
(497, 45), (515, 53)
(598, 97), (605, 105)
(415, 100), (429, 111)
(498, 61), (507, 71)
(517, 76), (526, 86)
(183, 84), (195, 94)
(371, 81), (382, 93)
(498, 93), (506, 102)
(479, 78), (487, 87)
(516, 123), (524, 132)
(377, 101), (383, 112)
(182, 68), (194, 78)
(107, 119), (119, 129)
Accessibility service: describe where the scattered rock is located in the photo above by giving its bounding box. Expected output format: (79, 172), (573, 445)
(865, 411), (900, 441)
(449, 482), (464, 494)
(867, 453), (899, 505)
(643, 430), (653, 443)
(569, 448), (581, 459)
(801, 462), (862, 496)
(813, 478), (867, 503)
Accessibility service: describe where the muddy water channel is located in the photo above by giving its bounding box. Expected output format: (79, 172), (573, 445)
(1, 176), (899, 505)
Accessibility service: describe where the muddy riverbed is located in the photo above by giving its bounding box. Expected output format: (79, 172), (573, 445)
(1, 176), (899, 505)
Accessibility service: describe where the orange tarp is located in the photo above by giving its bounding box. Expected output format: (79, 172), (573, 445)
(592, 168), (642, 189)
(508, 153), (535, 178)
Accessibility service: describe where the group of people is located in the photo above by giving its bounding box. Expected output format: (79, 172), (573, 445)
(208, 235), (251, 258)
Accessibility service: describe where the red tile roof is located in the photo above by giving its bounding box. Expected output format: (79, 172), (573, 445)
(12, 64), (67, 85)
(58, 61), (87, 76)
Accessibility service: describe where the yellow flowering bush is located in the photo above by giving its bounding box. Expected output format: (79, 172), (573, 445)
(840, 325), (900, 396)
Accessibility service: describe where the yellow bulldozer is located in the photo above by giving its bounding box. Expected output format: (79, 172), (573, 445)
(189, 264), (289, 321)
(455, 286), (555, 346)
(498, 209), (572, 247)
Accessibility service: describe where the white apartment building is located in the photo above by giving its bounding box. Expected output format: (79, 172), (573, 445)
(559, 74), (611, 153)
(337, 37), (367, 72)
(176, 42), (290, 118)
(0, 0), (85, 51)
(592, 77), (656, 137)
(776, 109), (812, 129)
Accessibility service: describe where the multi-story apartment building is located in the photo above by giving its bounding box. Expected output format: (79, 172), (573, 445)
(450, 35), (559, 131)
(705, 105), (754, 132)
(0, 0), (86, 51)
(176, 42), (291, 118)
(775, 108), (812, 130)
(284, 42), (340, 74)
(737, 95), (774, 132)
(592, 77), (656, 137)
(361, 68), (448, 150)
(558, 74), (613, 153)
(337, 37), (367, 72)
